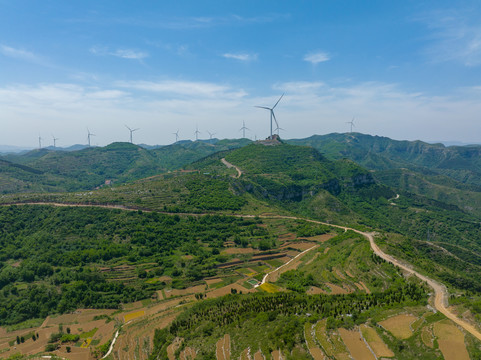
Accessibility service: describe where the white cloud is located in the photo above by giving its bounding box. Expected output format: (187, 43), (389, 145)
(303, 52), (330, 64)
(222, 53), (257, 61)
(90, 46), (148, 60)
(273, 81), (325, 93)
(418, 9), (481, 66)
(116, 80), (247, 99)
(2, 79), (481, 146)
(112, 49), (148, 60)
(0, 45), (38, 61)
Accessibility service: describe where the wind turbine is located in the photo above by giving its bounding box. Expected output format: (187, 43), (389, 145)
(274, 125), (285, 136)
(255, 93), (284, 139)
(52, 135), (59, 148)
(87, 128), (95, 147)
(239, 120), (249, 138)
(38, 135), (42, 149)
(194, 125), (201, 141)
(125, 125), (139, 144)
(207, 131), (215, 140)
(346, 117), (355, 133)
(173, 130), (179, 143)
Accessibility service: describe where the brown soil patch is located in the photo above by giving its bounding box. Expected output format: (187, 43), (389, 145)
(434, 320), (470, 360)
(216, 334), (230, 360)
(354, 283), (364, 291)
(164, 284), (206, 298)
(205, 278), (223, 285)
(379, 314), (417, 339)
(180, 346), (197, 359)
(205, 283), (252, 299)
(222, 247), (257, 255)
(158, 275), (172, 282)
(359, 282), (371, 294)
(307, 286), (327, 295)
(281, 241), (316, 251)
(324, 247), (330, 254)
(360, 324), (394, 358)
(240, 348), (251, 360)
(334, 268), (346, 280)
(271, 350), (282, 360)
(304, 234), (333, 242)
(338, 328), (376, 360)
(253, 350), (264, 360)
(168, 337), (183, 360)
(325, 283), (349, 295)
(278, 232), (297, 241)
(345, 269), (354, 278)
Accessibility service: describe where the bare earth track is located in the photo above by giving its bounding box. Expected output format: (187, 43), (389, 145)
(4, 200), (481, 343)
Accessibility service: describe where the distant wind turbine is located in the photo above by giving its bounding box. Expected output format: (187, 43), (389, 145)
(125, 125), (139, 144)
(194, 125), (201, 141)
(87, 128), (95, 147)
(173, 130), (179, 143)
(346, 117), (355, 133)
(52, 135), (59, 148)
(255, 94), (284, 139)
(239, 120), (250, 138)
(207, 131), (215, 140)
(274, 125), (285, 136)
(38, 135), (42, 149)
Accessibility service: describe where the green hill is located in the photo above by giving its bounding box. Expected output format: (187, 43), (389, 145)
(0, 139), (251, 193)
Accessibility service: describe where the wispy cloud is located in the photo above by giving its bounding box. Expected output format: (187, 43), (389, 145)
(116, 80), (247, 98)
(222, 53), (257, 62)
(418, 8), (481, 66)
(2, 79), (481, 146)
(0, 45), (38, 61)
(303, 51), (330, 64)
(90, 46), (148, 60)
(66, 13), (290, 30)
(273, 81), (325, 93)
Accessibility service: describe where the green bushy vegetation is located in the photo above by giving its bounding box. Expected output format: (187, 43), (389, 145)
(0, 205), (274, 325)
(151, 279), (426, 359)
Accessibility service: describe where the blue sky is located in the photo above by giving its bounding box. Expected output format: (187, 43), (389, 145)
(1, 0), (481, 147)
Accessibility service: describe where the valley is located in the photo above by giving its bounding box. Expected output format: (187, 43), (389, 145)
(1, 137), (481, 359)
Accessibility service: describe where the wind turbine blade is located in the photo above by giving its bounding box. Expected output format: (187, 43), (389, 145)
(133, 128), (140, 132)
(125, 125), (131, 131)
(254, 106), (271, 110)
(272, 111), (279, 128)
(272, 93), (284, 109)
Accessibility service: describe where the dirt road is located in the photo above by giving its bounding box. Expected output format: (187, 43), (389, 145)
(4, 202), (481, 341)
(221, 158), (243, 178)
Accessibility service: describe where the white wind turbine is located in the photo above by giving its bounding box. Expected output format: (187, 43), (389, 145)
(255, 94), (284, 139)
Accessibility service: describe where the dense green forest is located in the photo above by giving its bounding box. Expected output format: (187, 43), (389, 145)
(0, 205), (273, 325)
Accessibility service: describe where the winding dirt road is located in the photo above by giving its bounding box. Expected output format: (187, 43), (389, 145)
(221, 158), (243, 178)
(4, 202), (481, 341)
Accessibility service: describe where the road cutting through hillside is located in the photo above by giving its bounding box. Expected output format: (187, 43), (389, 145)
(3, 201), (481, 342)
(221, 158), (243, 178)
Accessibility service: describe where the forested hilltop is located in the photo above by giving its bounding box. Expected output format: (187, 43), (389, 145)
(1, 137), (481, 359)
(0, 139), (250, 193)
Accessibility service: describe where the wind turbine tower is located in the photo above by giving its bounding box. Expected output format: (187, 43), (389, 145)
(173, 130), (179, 143)
(239, 120), (249, 138)
(87, 128), (95, 147)
(194, 125), (201, 141)
(125, 125), (139, 144)
(207, 131), (215, 140)
(346, 117), (355, 133)
(52, 135), (59, 148)
(255, 94), (284, 139)
(38, 136), (42, 149)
